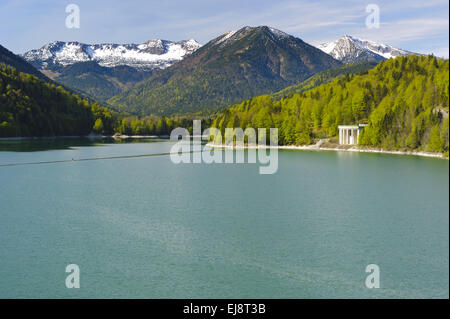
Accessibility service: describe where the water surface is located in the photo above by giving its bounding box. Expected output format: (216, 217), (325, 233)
(0, 139), (448, 298)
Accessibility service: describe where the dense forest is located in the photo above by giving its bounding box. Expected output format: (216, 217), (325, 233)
(0, 64), (98, 137)
(270, 62), (377, 100)
(110, 114), (212, 136)
(211, 55), (449, 154)
(0, 63), (210, 137)
(2, 55), (448, 155)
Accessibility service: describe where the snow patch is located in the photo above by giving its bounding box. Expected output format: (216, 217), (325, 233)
(269, 27), (290, 39)
(215, 30), (237, 45)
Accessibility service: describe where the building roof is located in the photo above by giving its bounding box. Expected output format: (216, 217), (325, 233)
(338, 123), (368, 129)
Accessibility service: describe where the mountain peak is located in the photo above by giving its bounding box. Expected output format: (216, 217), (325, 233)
(243, 26), (291, 38)
(317, 35), (416, 64)
(211, 25), (293, 49)
(109, 26), (341, 115)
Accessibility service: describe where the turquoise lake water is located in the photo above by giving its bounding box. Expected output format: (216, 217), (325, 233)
(0, 139), (448, 298)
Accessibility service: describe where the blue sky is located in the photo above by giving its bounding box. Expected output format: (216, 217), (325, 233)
(1, 0), (448, 57)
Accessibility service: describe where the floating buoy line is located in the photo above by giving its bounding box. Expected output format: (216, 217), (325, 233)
(0, 151), (203, 167)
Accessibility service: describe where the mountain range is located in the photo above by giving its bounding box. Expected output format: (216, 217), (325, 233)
(108, 26), (341, 115)
(16, 26), (419, 113)
(1, 26), (446, 155)
(317, 35), (414, 64)
(20, 39), (201, 101)
(22, 39), (201, 70)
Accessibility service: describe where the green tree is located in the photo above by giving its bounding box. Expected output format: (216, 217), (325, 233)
(93, 118), (104, 134)
(427, 125), (443, 152)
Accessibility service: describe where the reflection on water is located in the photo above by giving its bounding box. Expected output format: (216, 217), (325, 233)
(0, 137), (167, 152)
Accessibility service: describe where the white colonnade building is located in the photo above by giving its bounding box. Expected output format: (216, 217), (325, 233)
(338, 124), (368, 145)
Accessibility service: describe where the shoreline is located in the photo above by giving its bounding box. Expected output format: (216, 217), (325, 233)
(206, 142), (448, 160)
(1, 135), (446, 159)
(0, 134), (167, 141)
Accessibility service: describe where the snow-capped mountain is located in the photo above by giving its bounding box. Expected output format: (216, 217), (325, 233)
(22, 39), (201, 70)
(317, 35), (415, 64)
(212, 26), (290, 48)
(110, 26), (341, 115)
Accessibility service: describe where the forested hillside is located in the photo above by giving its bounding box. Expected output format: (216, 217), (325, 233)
(47, 61), (154, 101)
(212, 55), (449, 154)
(0, 44), (50, 81)
(0, 64), (110, 137)
(0, 64), (209, 137)
(271, 61), (377, 100)
(108, 26), (340, 115)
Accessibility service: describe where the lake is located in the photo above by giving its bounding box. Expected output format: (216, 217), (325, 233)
(0, 138), (448, 298)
